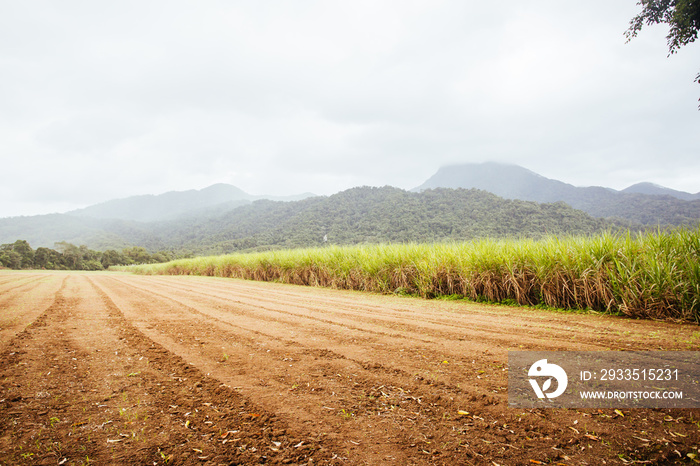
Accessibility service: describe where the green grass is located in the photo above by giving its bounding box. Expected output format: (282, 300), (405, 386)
(119, 226), (700, 322)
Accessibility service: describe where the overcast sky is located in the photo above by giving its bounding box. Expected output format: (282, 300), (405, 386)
(1, 1), (698, 218)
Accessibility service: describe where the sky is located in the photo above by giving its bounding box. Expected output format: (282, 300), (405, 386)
(1, 0), (699, 218)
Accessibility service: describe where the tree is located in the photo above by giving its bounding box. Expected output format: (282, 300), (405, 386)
(54, 241), (82, 270)
(122, 246), (154, 264)
(626, 0), (700, 105)
(0, 240), (35, 269)
(0, 250), (22, 269)
(34, 247), (61, 269)
(12, 240), (34, 267)
(101, 249), (128, 268)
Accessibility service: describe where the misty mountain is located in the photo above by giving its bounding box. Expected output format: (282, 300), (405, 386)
(68, 183), (315, 222)
(0, 185), (625, 254)
(0, 214), (166, 251)
(0, 184), (316, 249)
(414, 162), (586, 203)
(414, 162), (700, 225)
(3, 167), (697, 255)
(146, 186), (622, 255)
(621, 182), (700, 201)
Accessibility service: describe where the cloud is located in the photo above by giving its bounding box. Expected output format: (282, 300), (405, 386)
(0, 0), (698, 217)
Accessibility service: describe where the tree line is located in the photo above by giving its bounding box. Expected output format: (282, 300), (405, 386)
(0, 187), (642, 265)
(165, 186), (634, 255)
(0, 240), (175, 270)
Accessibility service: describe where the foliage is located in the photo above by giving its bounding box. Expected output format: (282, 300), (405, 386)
(627, 0), (700, 53)
(150, 187), (631, 255)
(3, 185), (698, 254)
(0, 240), (34, 269)
(0, 240), (174, 270)
(626, 0), (700, 105)
(126, 226), (700, 323)
(418, 164), (700, 225)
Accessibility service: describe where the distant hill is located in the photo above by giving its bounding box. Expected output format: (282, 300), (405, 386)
(68, 183), (315, 222)
(0, 184), (316, 249)
(0, 185), (626, 254)
(69, 183), (251, 222)
(135, 186), (626, 255)
(621, 182), (700, 201)
(414, 162), (700, 226)
(0, 214), (166, 251)
(414, 162), (576, 202)
(4, 169), (696, 255)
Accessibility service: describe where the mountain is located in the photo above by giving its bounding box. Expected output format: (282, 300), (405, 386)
(0, 184), (317, 249)
(0, 214), (166, 251)
(69, 183), (250, 222)
(68, 183), (315, 222)
(414, 162), (700, 226)
(413, 162), (585, 203)
(122, 186), (625, 255)
(621, 182), (700, 201)
(0, 185), (625, 254)
(3, 168), (697, 255)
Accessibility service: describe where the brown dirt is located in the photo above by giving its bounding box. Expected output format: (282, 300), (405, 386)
(0, 270), (698, 465)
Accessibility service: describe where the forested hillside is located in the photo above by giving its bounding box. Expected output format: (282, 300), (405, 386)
(0, 186), (634, 255)
(416, 162), (700, 225)
(174, 186), (623, 254)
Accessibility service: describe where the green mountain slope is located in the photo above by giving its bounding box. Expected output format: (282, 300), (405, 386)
(147, 186), (625, 254)
(414, 162), (700, 226)
(1, 186), (626, 254)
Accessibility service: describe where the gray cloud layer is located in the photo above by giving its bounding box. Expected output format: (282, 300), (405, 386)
(1, 1), (698, 217)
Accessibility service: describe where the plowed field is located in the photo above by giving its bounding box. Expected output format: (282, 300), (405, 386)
(0, 270), (698, 465)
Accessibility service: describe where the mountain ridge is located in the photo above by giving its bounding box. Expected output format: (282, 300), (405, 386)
(111, 186), (625, 255)
(413, 162), (700, 225)
(621, 182), (700, 200)
(1, 162), (698, 254)
(413, 162), (698, 200)
(0, 186), (627, 254)
(67, 184), (316, 222)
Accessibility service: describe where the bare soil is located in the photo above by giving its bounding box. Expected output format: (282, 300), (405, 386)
(0, 270), (698, 465)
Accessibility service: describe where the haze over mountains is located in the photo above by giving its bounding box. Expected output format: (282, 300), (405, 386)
(1, 162), (698, 254)
(69, 184), (316, 222)
(620, 182), (700, 201)
(414, 162), (700, 202)
(414, 162), (700, 225)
